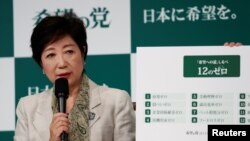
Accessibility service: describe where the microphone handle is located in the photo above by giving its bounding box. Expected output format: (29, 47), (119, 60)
(61, 131), (68, 141)
(59, 96), (66, 113)
(58, 96), (68, 141)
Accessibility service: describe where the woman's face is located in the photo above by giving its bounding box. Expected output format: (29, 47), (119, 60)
(41, 35), (84, 88)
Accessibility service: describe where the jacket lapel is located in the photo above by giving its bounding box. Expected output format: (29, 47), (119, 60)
(88, 79), (101, 127)
(32, 90), (53, 141)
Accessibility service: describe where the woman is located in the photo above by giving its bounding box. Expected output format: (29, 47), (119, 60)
(14, 12), (135, 141)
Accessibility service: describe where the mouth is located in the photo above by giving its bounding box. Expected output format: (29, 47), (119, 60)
(57, 72), (71, 78)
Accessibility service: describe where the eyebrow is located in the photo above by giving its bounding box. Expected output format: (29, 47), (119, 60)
(43, 44), (76, 52)
(43, 47), (54, 52)
(63, 44), (76, 48)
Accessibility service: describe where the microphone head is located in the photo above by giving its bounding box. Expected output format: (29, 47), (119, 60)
(55, 78), (69, 99)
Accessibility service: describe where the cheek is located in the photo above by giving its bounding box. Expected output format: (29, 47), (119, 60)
(42, 64), (55, 81)
(73, 58), (84, 74)
(77, 60), (84, 71)
(42, 62), (52, 72)
(44, 66), (52, 74)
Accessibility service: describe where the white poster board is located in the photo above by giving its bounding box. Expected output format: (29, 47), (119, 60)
(136, 46), (250, 141)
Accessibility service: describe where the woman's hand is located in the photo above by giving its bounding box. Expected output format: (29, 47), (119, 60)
(224, 42), (242, 47)
(49, 113), (70, 141)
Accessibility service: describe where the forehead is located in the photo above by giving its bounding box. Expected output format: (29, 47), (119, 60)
(43, 36), (77, 50)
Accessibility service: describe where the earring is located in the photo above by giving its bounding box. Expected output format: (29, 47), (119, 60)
(42, 70), (45, 74)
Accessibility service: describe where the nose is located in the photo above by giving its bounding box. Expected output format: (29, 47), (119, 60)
(57, 54), (67, 68)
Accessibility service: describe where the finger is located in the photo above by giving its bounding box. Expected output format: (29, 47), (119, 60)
(55, 120), (70, 129)
(55, 127), (67, 138)
(52, 113), (69, 124)
(50, 114), (70, 134)
(235, 42), (242, 47)
(50, 119), (70, 140)
(55, 121), (70, 136)
(224, 42), (229, 46)
(229, 42), (236, 47)
(53, 113), (68, 119)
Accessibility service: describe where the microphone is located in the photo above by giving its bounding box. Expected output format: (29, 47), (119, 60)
(55, 78), (69, 141)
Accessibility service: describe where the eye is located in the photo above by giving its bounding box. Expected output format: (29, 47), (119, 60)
(46, 53), (55, 58)
(65, 50), (74, 54)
